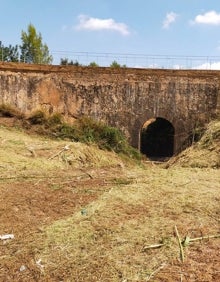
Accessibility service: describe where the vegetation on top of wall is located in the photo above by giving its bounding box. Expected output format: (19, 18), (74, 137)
(59, 59), (125, 68)
(60, 58), (82, 66)
(110, 60), (127, 68)
(88, 61), (99, 67)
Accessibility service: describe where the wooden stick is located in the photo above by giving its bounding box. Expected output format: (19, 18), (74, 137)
(174, 225), (185, 262)
(143, 243), (165, 250)
(48, 145), (70, 160)
(188, 234), (220, 242)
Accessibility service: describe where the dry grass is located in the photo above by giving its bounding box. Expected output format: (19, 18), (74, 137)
(167, 120), (220, 168)
(40, 167), (220, 281)
(0, 125), (124, 180)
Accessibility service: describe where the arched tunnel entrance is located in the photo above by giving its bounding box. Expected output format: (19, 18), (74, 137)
(140, 117), (175, 160)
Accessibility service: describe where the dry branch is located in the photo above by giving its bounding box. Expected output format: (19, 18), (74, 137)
(174, 225), (185, 262)
(143, 243), (165, 250)
(48, 145), (70, 160)
(189, 234), (220, 241)
(182, 234), (220, 245)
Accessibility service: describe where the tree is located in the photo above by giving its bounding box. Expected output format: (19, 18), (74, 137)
(0, 41), (19, 62)
(20, 24), (53, 64)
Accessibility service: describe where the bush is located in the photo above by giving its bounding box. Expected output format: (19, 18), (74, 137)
(25, 112), (141, 159)
(75, 117), (141, 159)
(89, 62), (99, 67)
(110, 60), (121, 68)
(47, 113), (63, 126)
(28, 110), (47, 125)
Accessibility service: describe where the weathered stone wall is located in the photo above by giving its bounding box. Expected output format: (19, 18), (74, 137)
(0, 62), (219, 152)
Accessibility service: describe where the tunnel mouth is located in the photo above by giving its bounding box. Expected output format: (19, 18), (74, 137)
(140, 117), (175, 161)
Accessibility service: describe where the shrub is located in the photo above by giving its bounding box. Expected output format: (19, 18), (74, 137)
(28, 110), (47, 125)
(47, 113), (63, 126)
(25, 112), (141, 160)
(110, 60), (121, 68)
(89, 62), (99, 67)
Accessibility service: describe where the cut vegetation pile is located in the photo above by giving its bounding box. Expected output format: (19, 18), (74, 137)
(0, 111), (219, 281)
(167, 119), (220, 168)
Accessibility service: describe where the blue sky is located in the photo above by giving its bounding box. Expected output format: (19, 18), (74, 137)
(1, 0), (220, 68)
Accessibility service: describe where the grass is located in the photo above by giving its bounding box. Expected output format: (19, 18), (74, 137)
(167, 119), (220, 168)
(0, 125), (125, 180)
(0, 104), (141, 160)
(26, 111), (141, 160)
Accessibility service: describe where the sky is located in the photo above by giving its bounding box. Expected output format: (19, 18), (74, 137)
(1, 0), (220, 68)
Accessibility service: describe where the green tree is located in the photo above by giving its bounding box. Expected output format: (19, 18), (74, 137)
(0, 41), (19, 62)
(20, 24), (53, 64)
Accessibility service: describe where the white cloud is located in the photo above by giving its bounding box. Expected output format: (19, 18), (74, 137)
(75, 14), (130, 36)
(192, 10), (220, 25)
(162, 12), (178, 29)
(193, 61), (220, 70)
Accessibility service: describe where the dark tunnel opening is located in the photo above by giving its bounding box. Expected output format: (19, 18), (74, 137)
(140, 117), (175, 161)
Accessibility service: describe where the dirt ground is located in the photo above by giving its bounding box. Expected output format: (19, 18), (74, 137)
(0, 171), (219, 282)
(0, 118), (219, 281)
(0, 172), (115, 281)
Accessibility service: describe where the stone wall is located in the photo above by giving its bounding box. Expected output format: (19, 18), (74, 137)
(0, 62), (219, 152)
